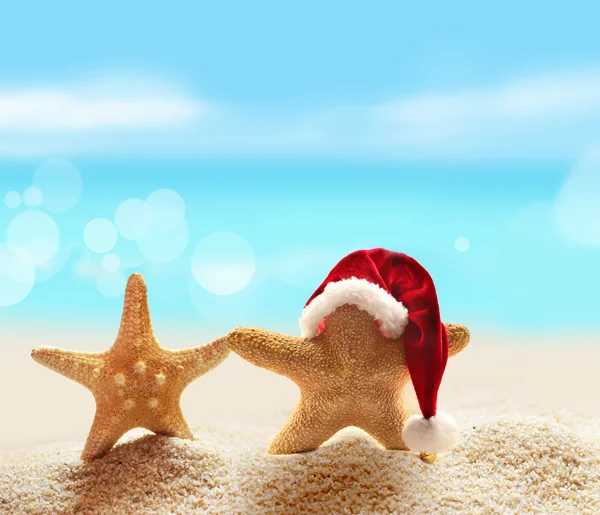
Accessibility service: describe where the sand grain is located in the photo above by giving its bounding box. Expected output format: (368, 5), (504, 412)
(1, 409), (599, 515)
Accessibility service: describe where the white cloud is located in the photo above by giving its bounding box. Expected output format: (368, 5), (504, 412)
(0, 76), (205, 132)
(2, 68), (600, 158)
(366, 69), (600, 156)
(376, 69), (600, 125)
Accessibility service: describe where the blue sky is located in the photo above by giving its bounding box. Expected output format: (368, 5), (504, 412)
(1, 1), (600, 339)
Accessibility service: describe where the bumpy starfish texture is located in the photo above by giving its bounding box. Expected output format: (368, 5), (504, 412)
(227, 304), (470, 455)
(31, 273), (230, 461)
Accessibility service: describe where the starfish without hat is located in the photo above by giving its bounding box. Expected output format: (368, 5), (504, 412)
(227, 304), (470, 456)
(31, 273), (230, 461)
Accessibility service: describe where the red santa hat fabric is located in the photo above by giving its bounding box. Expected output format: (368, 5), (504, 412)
(299, 248), (459, 454)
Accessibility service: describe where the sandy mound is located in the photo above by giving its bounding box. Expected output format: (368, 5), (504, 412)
(1, 417), (599, 514)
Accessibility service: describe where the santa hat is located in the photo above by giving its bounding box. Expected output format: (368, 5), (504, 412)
(299, 248), (459, 455)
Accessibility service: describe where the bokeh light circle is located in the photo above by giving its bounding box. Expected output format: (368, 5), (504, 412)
(6, 210), (60, 266)
(32, 158), (83, 213)
(35, 242), (81, 283)
(555, 149), (600, 246)
(97, 270), (126, 298)
(102, 253), (121, 272)
(114, 198), (153, 240)
(146, 189), (185, 230)
(83, 218), (118, 254)
(5, 191), (21, 209)
(75, 252), (101, 280)
(191, 231), (255, 295)
(454, 237), (470, 252)
(0, 243), (36, 306)
(23, 187), (43, 207)
(136, 220), (189, 263)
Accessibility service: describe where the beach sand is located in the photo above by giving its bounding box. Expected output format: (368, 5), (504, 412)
(1, 328), (599, 514)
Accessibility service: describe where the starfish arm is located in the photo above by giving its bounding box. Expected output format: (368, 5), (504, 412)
(228, 327), (323, 379)
(354, 394), (411, 451)
(81, 409), (127, 461)
(31, 347), (106, 390)
(445, 323), (471, 358)
(268, 394), (348, 454)
(166, 336), (230, 385)
(113, 273), (155, 349)
(148, 405), (194, 440)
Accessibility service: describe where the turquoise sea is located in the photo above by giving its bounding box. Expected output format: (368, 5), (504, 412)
(1, 157), (598, 340)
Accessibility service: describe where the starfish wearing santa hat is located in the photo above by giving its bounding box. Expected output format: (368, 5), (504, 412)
(227, 248), (471, 460)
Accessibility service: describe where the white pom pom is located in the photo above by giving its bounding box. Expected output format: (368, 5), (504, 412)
(402, 412), (459, 454)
